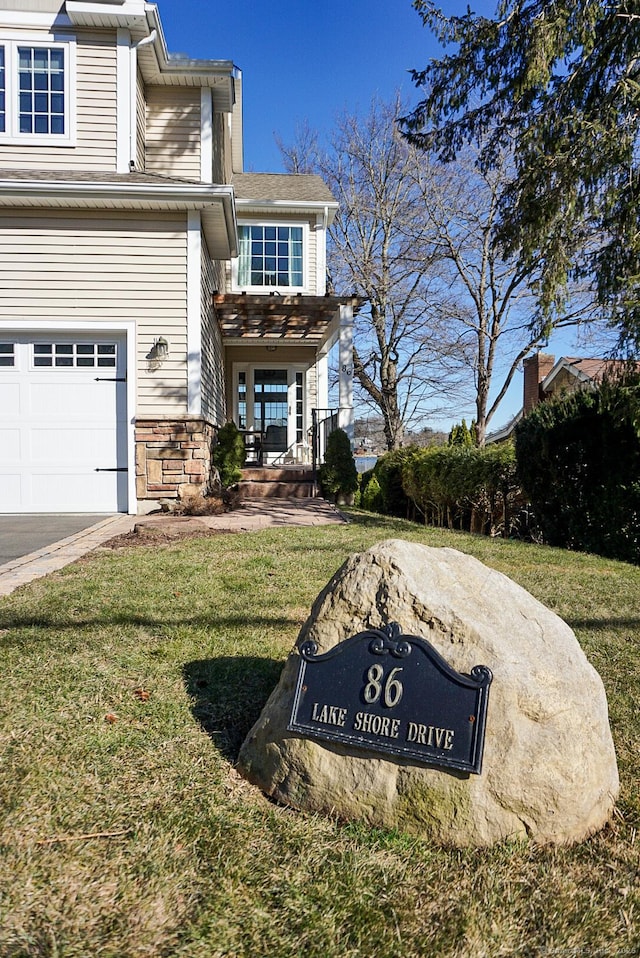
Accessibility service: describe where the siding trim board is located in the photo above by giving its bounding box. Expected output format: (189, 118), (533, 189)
(200, 87), (212, 183)
(187, 210), (202, 416)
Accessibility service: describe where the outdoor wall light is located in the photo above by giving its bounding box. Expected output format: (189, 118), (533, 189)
(147, 336), (169, 372)
(149, 336), (169, 361)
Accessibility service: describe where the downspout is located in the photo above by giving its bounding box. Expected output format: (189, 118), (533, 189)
(314, 204), (331, 453)
(319, 204), (329, 293)
(128, 30), (157, 170)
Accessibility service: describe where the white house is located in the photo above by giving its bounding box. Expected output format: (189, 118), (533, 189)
(0, 0), (356, 514)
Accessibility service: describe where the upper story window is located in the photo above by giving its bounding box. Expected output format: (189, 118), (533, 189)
(237, 224), (304, 290)
(19, 46), (65, 135)
(0, 36), (74, 144)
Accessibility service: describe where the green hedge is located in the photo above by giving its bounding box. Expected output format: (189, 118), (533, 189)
(514, 372), (640, 563)
(374, 448), (416, 518)
(400, 443), (519, 535)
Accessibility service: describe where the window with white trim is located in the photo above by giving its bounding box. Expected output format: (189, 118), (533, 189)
(0, 37), (73, 142)
(237, 224), (304, 290)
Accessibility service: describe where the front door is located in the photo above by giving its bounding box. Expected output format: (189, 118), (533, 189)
(254, 369), (288, 454)
(235, 365), (305, 463)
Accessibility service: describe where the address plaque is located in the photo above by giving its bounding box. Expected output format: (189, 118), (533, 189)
(287, 622), (492, 775)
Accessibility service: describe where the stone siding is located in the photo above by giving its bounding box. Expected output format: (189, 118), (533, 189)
(135, 417), (217, 506)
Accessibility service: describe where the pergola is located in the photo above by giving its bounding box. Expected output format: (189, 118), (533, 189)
(213, 292), (361, 438)
(213, 292), (360, 348)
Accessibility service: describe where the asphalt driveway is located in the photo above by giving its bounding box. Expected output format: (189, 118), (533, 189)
(0, 515), (113, 565)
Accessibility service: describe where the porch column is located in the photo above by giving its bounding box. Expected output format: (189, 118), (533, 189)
(316, 352), (329, 410)
(338, 303), (354, 440)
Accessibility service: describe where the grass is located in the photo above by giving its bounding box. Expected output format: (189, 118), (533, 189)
(0, 510), (639, 957)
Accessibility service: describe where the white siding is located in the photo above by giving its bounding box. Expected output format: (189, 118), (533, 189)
(0, 1), (61, 12)
(145, 86), (201, 181)
(200, 237), (225, 424)
(0, 31), (118, 172)
(135, 68), (146, 171)
(212, 111), (232, 185)
(0, 210), (189, 415)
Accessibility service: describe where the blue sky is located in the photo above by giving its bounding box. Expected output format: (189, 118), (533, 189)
(156, 0), (609, 432)
(158, 0), (484, 174)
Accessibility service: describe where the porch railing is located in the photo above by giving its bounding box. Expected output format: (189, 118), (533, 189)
(243, 408), (343, 479)
(310, 407), (339, 486)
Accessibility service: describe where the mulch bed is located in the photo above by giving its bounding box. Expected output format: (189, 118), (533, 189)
(98, 518), (234, 551)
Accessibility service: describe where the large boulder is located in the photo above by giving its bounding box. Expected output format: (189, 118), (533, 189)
(238, 539), (619, 846)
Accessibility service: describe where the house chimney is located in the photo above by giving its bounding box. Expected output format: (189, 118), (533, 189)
(523, 353), (555, 414)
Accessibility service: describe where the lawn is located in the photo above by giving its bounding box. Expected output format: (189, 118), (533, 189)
(0, 511), (639, 957)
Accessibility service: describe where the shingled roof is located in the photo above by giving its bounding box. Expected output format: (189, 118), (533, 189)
(232, 172), (336, 205)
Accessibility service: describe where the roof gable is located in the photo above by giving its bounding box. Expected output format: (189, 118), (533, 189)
(232, 173), (337, 210)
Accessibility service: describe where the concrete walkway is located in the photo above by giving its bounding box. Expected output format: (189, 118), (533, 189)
(0, 499), (346, 597)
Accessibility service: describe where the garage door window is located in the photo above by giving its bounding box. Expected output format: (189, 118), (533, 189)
(0, 343), (14, 366)
(33, 342), (117, 368)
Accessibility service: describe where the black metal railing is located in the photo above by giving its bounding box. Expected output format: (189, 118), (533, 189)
(310, 407), (339, 486)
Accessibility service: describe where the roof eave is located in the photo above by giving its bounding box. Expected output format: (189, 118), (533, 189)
(140, 4), (238, 107)
(0, 179), (238, 258)
(235, 198), (339, 224)
(66, 3), (238, 108)
(542, 358), (592, 392)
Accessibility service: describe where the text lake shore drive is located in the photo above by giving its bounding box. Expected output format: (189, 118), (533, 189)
(311, 700), (456, 750)
(287, 624), (492, 775)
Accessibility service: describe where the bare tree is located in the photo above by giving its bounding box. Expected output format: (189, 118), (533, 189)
(409, 149), (610, 444)
(280, 99), (466, 450)
(280, 99), (610, 446)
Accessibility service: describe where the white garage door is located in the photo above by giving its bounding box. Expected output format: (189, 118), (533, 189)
(0, 333), (128, 513)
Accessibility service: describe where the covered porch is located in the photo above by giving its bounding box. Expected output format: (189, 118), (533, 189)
(214, 292), (359, 468)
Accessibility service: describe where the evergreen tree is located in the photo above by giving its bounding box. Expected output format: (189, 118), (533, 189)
(448, 419), (474, 447)
(403, 1), (640, 344)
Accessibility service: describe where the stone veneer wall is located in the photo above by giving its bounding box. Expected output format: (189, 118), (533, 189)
(135, 417), (217, 507)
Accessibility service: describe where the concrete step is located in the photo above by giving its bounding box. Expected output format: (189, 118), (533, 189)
(241, 467), (313, 483)
(237, 479), (317, 500)
(238, 466), (317, 499)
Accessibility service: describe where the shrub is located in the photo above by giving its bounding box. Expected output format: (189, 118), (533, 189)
(355, 468), (374, 508)
(373, 448), (415, 517)
(318, 428), (358, 503)
(362, 474), (384, 512)
(212, 421), (246, 489)
(448, 419), (476, 446)
(515, 371), (640, 562)
(401, 442), (519, 535)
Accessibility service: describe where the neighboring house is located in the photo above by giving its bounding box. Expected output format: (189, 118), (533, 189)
(0, 0), (357, 514)
(487, 353), (627, 443)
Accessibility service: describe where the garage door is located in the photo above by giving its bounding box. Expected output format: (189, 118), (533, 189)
(0, 333), (128, 513)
